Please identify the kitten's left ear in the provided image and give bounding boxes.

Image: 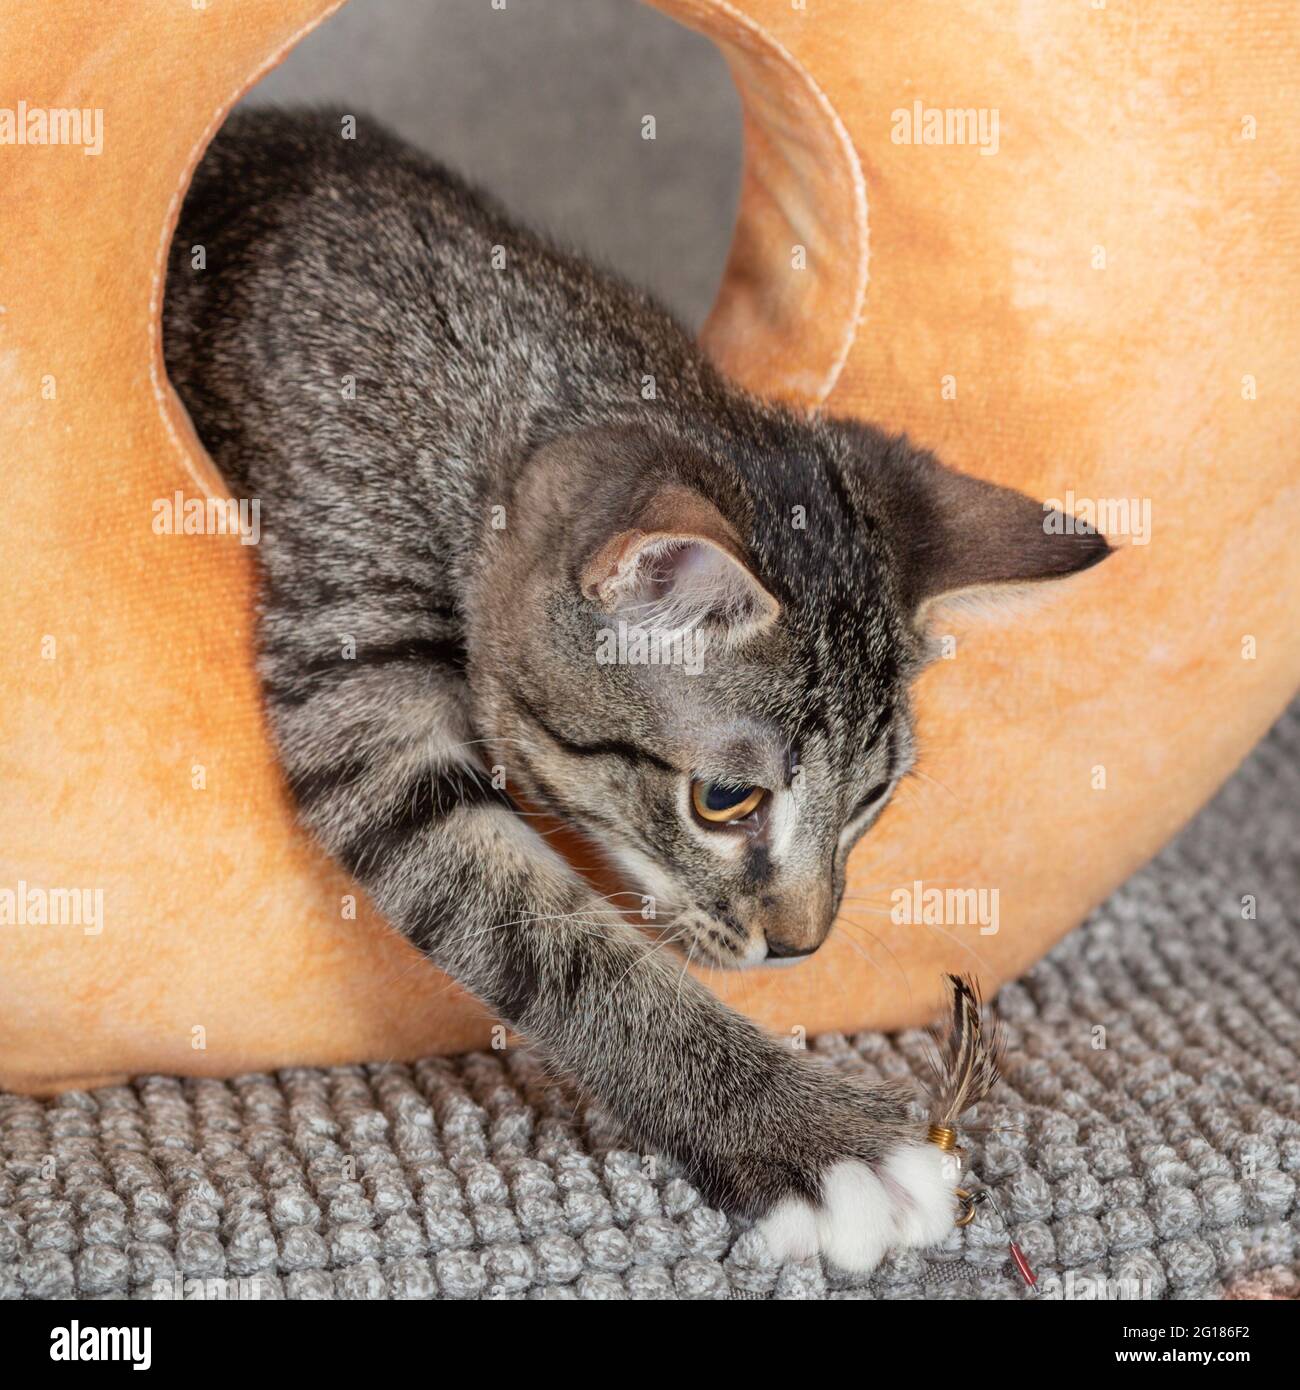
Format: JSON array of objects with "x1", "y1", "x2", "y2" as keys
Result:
[
  {"x1": 579, "y1": 484, "x2": 780, "y2": 643},
  {"x1": 854, "y1": 430, "x2": 1113, "y2": 616}
]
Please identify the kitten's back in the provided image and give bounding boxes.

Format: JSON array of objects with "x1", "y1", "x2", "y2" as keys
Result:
[{"x1": 163, "y1": 108, "x2": 704, "y2": 502}]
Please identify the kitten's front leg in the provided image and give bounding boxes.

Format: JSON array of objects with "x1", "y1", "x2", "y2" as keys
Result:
[
  {"x1": 395, "y1": 802, "x2": 956, "y2": 1272},
  {"x1": 293, "y1": 737, "x2": 956, "y2": 1272}
]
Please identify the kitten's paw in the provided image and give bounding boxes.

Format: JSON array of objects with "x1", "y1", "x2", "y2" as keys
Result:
[{"x1": 756, "y1": 1143, "x2": 957, "y2": 1273}]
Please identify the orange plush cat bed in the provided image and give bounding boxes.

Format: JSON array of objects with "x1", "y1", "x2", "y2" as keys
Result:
[{"x1": 3, "y1": 0, "x2": 1298, "y2": 1093}]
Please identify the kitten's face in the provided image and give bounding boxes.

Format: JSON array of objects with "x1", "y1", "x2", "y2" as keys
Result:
[
  {"x1": 474, "y1": 420, "x2": 1108, "y2": 969},
  {"x1": 496, "y1": 637, "x2": 917, "y2": 968}
]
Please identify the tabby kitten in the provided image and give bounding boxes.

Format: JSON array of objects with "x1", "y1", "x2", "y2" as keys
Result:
[{"x1": 163, "y1": 110, "x2": 1108, "y2": 1271}]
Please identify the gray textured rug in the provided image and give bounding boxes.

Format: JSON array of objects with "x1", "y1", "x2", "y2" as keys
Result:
[{"x1": 2, "y1": 704, "x2": 1297, "y2": 1301}]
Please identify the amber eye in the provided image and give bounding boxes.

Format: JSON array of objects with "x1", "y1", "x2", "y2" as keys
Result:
[{"x1": 691, "y1": 780, "x2": 766, "y2": 824}]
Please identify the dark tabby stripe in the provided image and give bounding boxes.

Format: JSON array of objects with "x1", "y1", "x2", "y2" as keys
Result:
[
  {"x1": 861, "y1": 701, "x2": 894, "y2": 755},
  {"x1": 852, "y1": 780, "x2": 891, "y2": 819},
  {"x1": 287, "y1": 757, "x2": 370, "y2": 808},
  {"x1": 741, "y1": 844, "x2": 774, "y2": 888},
  {"x1": 265, "y1": 635, "x2": 468, "y2": 708},
  {"x1": 850, "y1": 725, "x2": 899, "y2": 819},
  {"x1": 509, "y1": 687, "x2": 676, "y2": 774},
  {"x1": 483, "y1": 933, "x2": 543, "y2": 1024},
  {"x1": 338, "y1": 761, "x2": 510, "y2": 879}
]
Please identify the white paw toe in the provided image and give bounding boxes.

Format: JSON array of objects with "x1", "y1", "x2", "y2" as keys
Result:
[
  {"x1": 755, "y1": 1193, "x2": 819, "y2": 1263},
  {"x1": 879, "y1": 1142, "x2": 959, "y2": 1250},
  {"x1": 757, "y1": 1144, "x2": 959, "y2": 1273},
  {"x1": 816, "y1": 1161, "x2": 895, "y2": 1271}
]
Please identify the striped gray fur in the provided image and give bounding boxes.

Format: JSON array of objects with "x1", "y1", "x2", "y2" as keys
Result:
[{"x1": 162, "y1": 110, "x2": 1108, "y2": 1229}]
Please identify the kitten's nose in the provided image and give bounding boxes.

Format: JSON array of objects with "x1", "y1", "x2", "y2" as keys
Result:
[{"x1": 758, "y1": 881, "x2": 834, "y2": 961}]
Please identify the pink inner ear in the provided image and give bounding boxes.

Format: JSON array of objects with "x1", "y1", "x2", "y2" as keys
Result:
[
  {"x1": 658, "y1": 537, "x2": 746, "y2": 615},
  {"x1": 602, "y1": 532, "x2": 780, "y2": 641},
  {"x1": 595, "y1": 533, "x2": 712, "y2": 619},
  {"x1": 671, "y1": 538, "x2": 722, "y2": 587}
]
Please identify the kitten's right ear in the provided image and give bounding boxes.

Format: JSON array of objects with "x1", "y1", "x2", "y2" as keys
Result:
[{"x1": 854, "y1": 430, "x2": 1112, "y2": 617}]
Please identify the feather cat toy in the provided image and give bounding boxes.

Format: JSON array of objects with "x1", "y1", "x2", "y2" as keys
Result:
[
  {"x1": 924, "y1": 973, "x2": 1003, "y2": 1158},
  {"x1": 923, "y1": 975, "x2": 1034, "y2": 1286}
]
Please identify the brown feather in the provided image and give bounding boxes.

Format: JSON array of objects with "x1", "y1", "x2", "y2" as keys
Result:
[{"x1": 925, "y1": 973, "x2": 1004, "y2": 1129}]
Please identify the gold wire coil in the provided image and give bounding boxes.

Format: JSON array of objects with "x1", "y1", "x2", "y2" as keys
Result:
[{"x1": 927, "y1": 1123, "x2": 958, "y2": 1151}]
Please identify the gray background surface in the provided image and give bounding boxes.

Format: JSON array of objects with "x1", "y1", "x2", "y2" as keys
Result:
[{"x1": 246, "y1": 0, "x2": 743, "y2": 328}]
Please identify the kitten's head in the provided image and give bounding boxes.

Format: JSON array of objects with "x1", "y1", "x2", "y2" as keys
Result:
[{"x1": 473, "y1": 416, "x2": 1109, "y2": 968}]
